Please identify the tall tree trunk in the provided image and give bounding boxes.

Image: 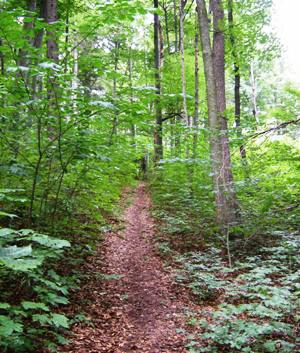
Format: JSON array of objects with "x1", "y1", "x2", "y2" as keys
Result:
[
  {"x1": 45, "y1": 0, "x2": 58, "y2": 124},
  {"x1": 228, "y1": 0, "x2": 246, "y2": 160},
  {"x1": 159, "y1": 20, "x2": 164, "y2": 67},
  {"x1": 162, "y1": 1, "x2": 170, "y2": 53},
  {"x1": 180, "y1": 0, "x2": 188, "y2": 123},
  {"x1": 154, "y1": 0, "x2": 163, "y2": 163},
  {"x1": 196, "y1": 0, "x2": 239, "y2": 228},
  {"x1": 64, "y1": 0, "x2": 71, "y2": 73},
  {"x1": 45, "y1": 0, "x2": 58, "y2": 61},
  {"x1": 128, "y1": 48, "x2": 136, "y2": 148},
  {"x1": 175, "y1": 113, "x2": 181, "y2": 157},
  {"x1": 250, "y1": 62, "x2": 258, "y2": 123},
  {"x1": 193, "y1": 11, "x2": 200, "y2": 159},
  {"x1": 33, "y1": 0, "x2": 46, "y2": 50},
  {"x1": 173, "y1": 0, "x2": 178, "y2": 52},
  {"x1": 211, "y1": 0, "x2": 239, "y2": 226},
  {"x1": 19, "y1": 0, "x2": 37, "y2": 68},
  {"x1": 180, "y1": 0, "x2": 190, "y2": 157},
  {"x1": 32, "y1": 1, "x2": 46, "y2": 96},
  {"x1": 109, "y1": 40, "x2": 119, "y2": 144}
]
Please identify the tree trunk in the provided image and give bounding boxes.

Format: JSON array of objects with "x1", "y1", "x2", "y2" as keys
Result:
[
  {"x1": 228, "y1": 0, "x2": 246, "y2": 160},
  {"x1": 109, "y1": 40, "x2": 119, "y2": 145},
  {"x1": 128, "y1": 48, "x2": 136, "y2": 148},
  {"x1": 211, "y1": 0, "x2": 239, "y2": 226},
  {"x1": 33, "y1": 0, "x2": 46, "y2": 50},
  {"x1": 154, "y1": 0, "x2": 163, "y2": 163},
  {"x1": 180, "y1": 0, "x2": 188, "y2": 124},
  {"x1": 45, "y1": 0, "x2": 58, "y2": 61},
  {"x1": 64, "y1": 0, "x2": 70, "y2": 73},
  {"x1": 196, "y1": 0, "x2": 239, "y2": 228},
  {"x1": 193, "y1": 11, "x2": 200, "y2": 159},
  {"x1": 162, "y1": 1, "x2": 170, "y2": 53},
  {"x1": 159, "y1": 20, "x2": 164, "y2": 67},
  {"x1": 250, "y1": 62, "x2": 258, "y2": 123},
  {"x1": 19, "y1": 0, "x2": 37, "y2": 68},
  {"x1": 173, "y1": 0, "x2": 178, "y2": 52},
  {"x1": 180, "y1": 0, "x2": 190, "y2": 157},
  {"x1": 32, "y1": 1, "x2": 46, "y2": 96}
]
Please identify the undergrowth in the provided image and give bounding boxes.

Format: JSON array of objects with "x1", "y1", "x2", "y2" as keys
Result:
[
  {"x1": 150, "y1": 153, "x2": 300, "y2": 353},
  {"x1": 0, "y1": 222, "x2": 72, "y2": 352},
  {"x1": 0, "y1": 181, "x2": 135, "y2": 352},
  {"x1": 176, "y1": 236, "x2": 299, "y2": 352}
]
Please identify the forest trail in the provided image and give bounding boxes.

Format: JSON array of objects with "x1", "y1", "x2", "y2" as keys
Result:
[{"x1": 63, "y1": 183, "x2": 189, "y2": 353}]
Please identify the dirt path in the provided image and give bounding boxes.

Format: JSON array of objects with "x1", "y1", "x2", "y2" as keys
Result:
[{"x1": 63, "y1": 183, "x2": 189, "y2": 352}]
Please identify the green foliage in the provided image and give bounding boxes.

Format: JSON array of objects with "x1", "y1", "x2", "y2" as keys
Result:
[
  {"x1": 0, "y1": 225, "x2": 71, "y2": 352},
  {"x1": 0, "y1": 1, "x2": 148, "y2": 350},
  {"x1": 175, "y1": 236, "x2": 299, "y2": 352}
]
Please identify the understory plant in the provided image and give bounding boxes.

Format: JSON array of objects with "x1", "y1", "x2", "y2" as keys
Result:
[
  {"x1": 175, "y1": 235, "x2": 299, "y2": 353},
  {"x1": 0, "y1": 220, "x2": 72, "y2": 352}
]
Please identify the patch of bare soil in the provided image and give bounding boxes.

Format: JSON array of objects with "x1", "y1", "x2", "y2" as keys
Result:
[{"x1": 62, "y1": 183, "x2": 191, "y2": 353}]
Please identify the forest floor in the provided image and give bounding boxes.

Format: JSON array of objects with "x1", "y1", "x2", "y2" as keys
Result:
[{"x1": 62, "y1": 183, "x2": 198, "y2": 353}]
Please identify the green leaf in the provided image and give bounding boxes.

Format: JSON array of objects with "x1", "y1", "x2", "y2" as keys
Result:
[
  {"x1": 0, "y1": 228, "x2": 16, "y2": 237},
  {"x1": 21, "y1": 301, "x2": 50, "y2": 311},
  {"x1": 51, "y1": 314, "x2": 69, "y2": 328},
  {"x1": 0, "y1": 303, "x2": 11, "y2": 309},
  {"x1": 263, "y1": 340, "x2": 277, "y2": 352},
  {"x1": 32, "y1": 314, "x2": 52, "y2": 325},
  {"x1": 18, "y1": 229, "x2": 34, "y2": 236},
  {"x1": 29, "y1": 234, "x2": 71, "y2": 249},
  {"x1": 53, "y1": 332, "x2": 70, "y2": 345},
  {"x1": 0, "y1": 315, "x2": 23, "y2": 336},
  {"x1": 0, "y1": 211, "x2": 18, "y2": 218},
  {"x1": 0, "y1": 245, "x2": 32, "y2": 258},
  {"x1": 1, "y1": 258, "x2": 43, "y2": 271},
  {"x1": 46, "y1": 292, "x2": 69, "y2": 305}
]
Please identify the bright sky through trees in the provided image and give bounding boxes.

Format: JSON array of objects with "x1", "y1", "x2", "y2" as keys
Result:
[{"x1": 272, "y1": 0, "x2": 300, "y2": 85}]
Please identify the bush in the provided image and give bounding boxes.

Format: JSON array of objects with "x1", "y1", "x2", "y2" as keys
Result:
[{"x1": 0, "y1": 224, "x2": 72, "y2": 352}]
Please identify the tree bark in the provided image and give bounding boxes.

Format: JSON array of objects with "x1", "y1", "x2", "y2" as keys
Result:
[
  {"x1": 64, "y1": 0, "x2": 71, "y2": 73},
  {"x1": 162, "y1": 1, "x2": 170, "y2": 53},
  {"x1": 32, "y1": 0, "x2": 46, "y2": 96},
  {"x1": 45, "y1": 0, "x2": 58, "y2": 61},
  {"x1": 128, "y1": 47, "x2": 136, "y2": 147},
  {"x1": 109, "y1": 40, "x2": 120, "y2": 145},
  {"x1": 173, "y1": 0, "x2": 178, "y2": 52},
  {"x1": 33, "y1": 0, "x2": 46, "y2": 50},
  {"x1": 211, "y1": 0, "x2": 239, "y2": 226},
  {"x1": 250, "y1": 62, "x2": 258, "y2": 123},
  {"x1": 154, "y1": 0, "x2": 163, "y2": 163},
  {"x1": 159, "y1": 19, "x2": 164, "y2": 67},
  {"x1": 19, "y1": 0, "x2": 37, "y2": 68},
  {"x1": 45, "y1": 0, "x2": 59, "y2": 142},
  {"x1": 228, "y1": 0, "x2": 246, "y2": 160},
  {"x1": 180, "y1": 0, "x2": 188, "y2": 124},
  {"x1": 193, "y1": 11, "x2": 200, "y2": 159},
  {"x1": 196, "y1": 0, "x2": 239, "y2": 228}
]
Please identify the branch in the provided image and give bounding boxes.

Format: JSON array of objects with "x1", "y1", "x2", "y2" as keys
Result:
[
  {"x1": 183, "y1": 0, "x2": 195, "y2": 20},
  {"x1": 248, "y1": 117, "x2": 300, "y2": 140},
  {"x1": 162, "y1": 112, "x2": 184, "y2": 122}
]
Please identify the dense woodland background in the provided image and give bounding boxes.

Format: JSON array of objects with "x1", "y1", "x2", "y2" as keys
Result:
[{"x1": 0, "y1": 0, "x2": 299, "y2": 352}]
